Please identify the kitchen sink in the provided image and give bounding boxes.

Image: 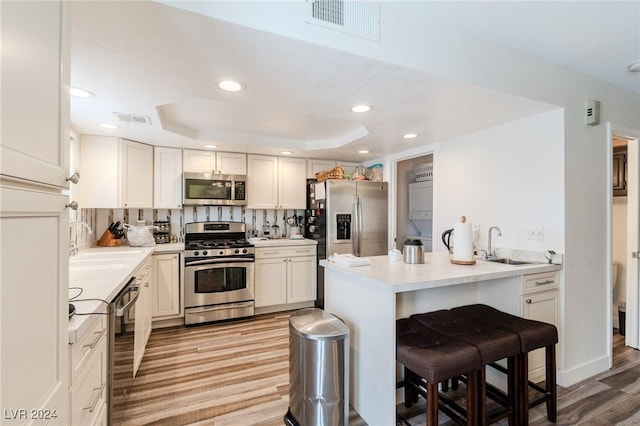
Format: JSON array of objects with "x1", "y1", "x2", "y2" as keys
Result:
[{"x1": 484, "y1": 258, "x2": 536, "y2": 265}]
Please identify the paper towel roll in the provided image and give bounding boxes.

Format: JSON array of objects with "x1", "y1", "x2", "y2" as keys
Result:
[{"x1": 453, "y1": 221, "x2": 473, "y2": 262}]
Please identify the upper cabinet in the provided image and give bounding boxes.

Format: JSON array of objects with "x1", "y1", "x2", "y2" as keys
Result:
[
  {"x1": 154, "y1": 147, "x2": 182, "y2": 209},
  {"x1": 307, "y1": 159, "x2": 336, "y2": 179},
  {"x1": 76, "y1": 136, "x2": 153, "y2": 209},
  {"x1": 247, "y1": 155, "x2": 306, "y2": 209},
  {"x1": 1, "y1": 0, "x2": 70, "y2": 188},
  {"x1": 183, "y1": 149, "x2": 246, "y2": 175},
  {"x1": 613, "y1": 145, "x2": 627, "y2": 197}
]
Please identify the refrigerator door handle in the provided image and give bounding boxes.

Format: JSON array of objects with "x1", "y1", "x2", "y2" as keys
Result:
[{"x1": 354, "y1": 194, "x2": 363, "y2": 256}]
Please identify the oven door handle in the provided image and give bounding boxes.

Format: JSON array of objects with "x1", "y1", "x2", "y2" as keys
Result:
[
  {"x1": 114, "y1": 284, "x2": 140, "y2": 317},
  {"x1": 187, "y1": 301, "x2": 254, "y2": 314},
  {"x1": 185, "y1": 257, "x2": 254, "y2": 266}
]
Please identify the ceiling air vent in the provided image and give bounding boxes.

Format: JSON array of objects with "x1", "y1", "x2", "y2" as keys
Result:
[
  {"x1": 113, "y1": 112, "x2": 153, "y2": 126},
  {"x1": 305, "y1": 0, "x2": 380, "y2": 41}
]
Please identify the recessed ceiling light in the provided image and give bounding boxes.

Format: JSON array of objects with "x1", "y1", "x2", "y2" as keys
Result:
[
  {"x1": 70, "y1": 87, "x2": 94, "y2": 98},
  {"x1": 204, "y1": 144, "x2": 217, "y2": 149},
  {"x1": 402, "y1": 133, "x2": 418, "y2": 139},
  {"x1": 98, "y1": 123, "x2": 120, "y2": 129},
  {"x1": 628, "y1": 60, "x2": 640, "y2": 72},
  {"x1": 281, "y1": 151, "x2": 293, "y2": 155},
  {"x1": 351, "y1": 104, "x2": 372, "y2": 113},
  {"x1": 358, "y1": 150, "x2": 370, "y2": 154},
  {"x1": 216, "y1": 79, "x2": 246, "y2": 92}
]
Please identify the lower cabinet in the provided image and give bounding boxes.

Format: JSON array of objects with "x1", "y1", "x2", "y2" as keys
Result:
[
  {"x1": 255, "y1": 244, "x2": 317, "y2": 312},
  {"x1": 133, "y1": 258, "x2": 152, "y2": 376},
  {"x1": 151, "y1": 252, "x2": 182, "y2": 319},
  {"x1": 69, "y1": 315, "x2": 108, "y2": 426},
  {"x1": 521, "y1": 272, "x2": 559, "y2": 382}
]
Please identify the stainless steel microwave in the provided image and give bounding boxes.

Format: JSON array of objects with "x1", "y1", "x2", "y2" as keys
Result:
[{"x1": 183, "y1": 172, "x2": 247, "y2": 206}]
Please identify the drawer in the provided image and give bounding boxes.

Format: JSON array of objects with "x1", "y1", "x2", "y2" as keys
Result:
[
  {"x1": 523, "y1": 272, "x2": 558, "y2": 294},
  {"x1": 70, "y1": 315, "x2": 107, "y2": 383},
  {"x1": 256, "y1": 246, "x2": 316, "y2": 259},
  {"x1": 71, "y1": 334, "x2": 107, "y2": 426}
]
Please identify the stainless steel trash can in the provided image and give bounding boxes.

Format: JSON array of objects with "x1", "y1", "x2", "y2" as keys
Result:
[{"x1": 285, "y1": 308, "x2": 350, "y2": 426}]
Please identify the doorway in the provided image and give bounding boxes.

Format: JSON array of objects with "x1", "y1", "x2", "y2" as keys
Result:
[{"x1": 608, "y1": 123, "x2": 640, "y2": 358}]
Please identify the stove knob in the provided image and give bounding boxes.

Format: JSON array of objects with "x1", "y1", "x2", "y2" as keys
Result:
[
  {"x1": 219, "y1": 250, "x2": 224, "y2": 256},
  {"x1": 202, "y1": 250, "x2": 208, "y2": 256},
  {"x1": 242, "y1": 248, "x2": 248, "y2": 254},
  {"x1": 194, "y1": 251, "x2": 200, "y2": 256},
  {"x1": 234, "y1": 249, "x2": 240, "y2": 254}
]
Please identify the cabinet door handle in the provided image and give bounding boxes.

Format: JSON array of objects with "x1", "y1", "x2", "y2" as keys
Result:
[
  {"x1": 83, "y1": 328, "x2": 106, "y2": 350},
  {"x1": 66, "y1": 170, "x2": 80, "y2": 184},
  {"x1": 526, "y1": 299, "x2": 532, "y2": 304},
  {"x1": 535, "y1": 280, "x2": 555, "y2": 285},
  {"x1": 84, "y1": 383, "x2": 106, "y2": 413}
]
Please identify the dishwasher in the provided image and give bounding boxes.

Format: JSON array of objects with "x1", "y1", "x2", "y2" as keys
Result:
[{"x1": 108, "y1": 277, "x2": 139, "y2": 424}]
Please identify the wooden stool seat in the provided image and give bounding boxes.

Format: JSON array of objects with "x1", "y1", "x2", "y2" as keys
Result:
[
  {"x1": 397, "y1": 317, "x2": 482, "y2": 426},
  {"x1": 452, "y1": 304, "x2": 558, "y2": 424}
]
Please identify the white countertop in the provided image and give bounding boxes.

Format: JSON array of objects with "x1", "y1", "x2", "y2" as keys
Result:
[
  {"x1": 250, "y1": 238, "x2": 317, "y2": 247},
  {"x1": 67, "y1": 245, "x2": 157, "y2": 343},
  {"x1": 320, "y1": 251, "x2": 561, "y2": 294}
]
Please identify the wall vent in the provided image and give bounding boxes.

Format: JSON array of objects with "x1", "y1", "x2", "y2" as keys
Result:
[
  {"x1": 305, "y1": 0, "x2": 380, "y2": 41},
  {"x1": 113, "y1": 112, "x2": 153, "y2": 126}
]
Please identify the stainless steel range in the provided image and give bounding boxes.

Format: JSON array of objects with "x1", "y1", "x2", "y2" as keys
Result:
[{"x1": 184, "y1": 221, "x2": 255, "y2": 325}]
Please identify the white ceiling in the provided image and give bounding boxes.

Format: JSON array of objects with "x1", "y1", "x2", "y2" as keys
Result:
[{"x1": 70, "y1": 1, "x2": 640, "y2": 162}]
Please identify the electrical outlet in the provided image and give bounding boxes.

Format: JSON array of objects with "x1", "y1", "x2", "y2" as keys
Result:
[{"x1": 527, "y1": 226, "x2": 544, "y2": 240}]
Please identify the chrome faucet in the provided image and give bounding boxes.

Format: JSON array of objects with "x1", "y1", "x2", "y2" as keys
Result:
[
  {"x1": 486, "y1": 226, "x2": 502, "y2": 259},
  {"x1": 69, "y1": 220, "x2": 93, "y2": 235},
  {"x1": 69, "y1": 220, "x2": 93, "y2": 257}
]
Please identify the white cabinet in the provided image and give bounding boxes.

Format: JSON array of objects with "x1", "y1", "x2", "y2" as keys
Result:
[
  {"x1": 0, "y1": 1, "x2": 71, "y2": 420},
  {"x1": 0, "y1": 187, "x2": 71, "y2": 423},
  {"x1": 307, "y1": 159, "x2": 336, "y2": 179},
  {"x1": 69, "y1": 315, "x2": 107, "y2": 426},
  {"x1": 76, "y1": 136, "x2": 153, "y2": 209},
  {"x1": 183, "y1": 149, "x2": 246, "y2": 175},
  {"x1": 152, "y1": 252, "x2": 182, "y2": 319},
  {"x1": 1, "y1": 1, "x2": 70, "y2": 189},
  {"x1": 133, "y1": 259, "x2": 152, "y2": 376},
  {"x1": 247, "y1": 155, "x2": 306, "y2": 209},
  {"x1": 335, "y1": 160, "x2": 362, "y2": 176},
  {"x1": 255, "y1": 245, "x2": 317, "y2": 311},
  {"x1": 154, "y1": 147, "x2": 182, "y2": 209},
  {"x1": 522, "y1": 272, "x2": 559, "y2": 382}
]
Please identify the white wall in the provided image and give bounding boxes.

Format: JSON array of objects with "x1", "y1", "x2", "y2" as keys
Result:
[{"x1": 434, "y1": 110, "x2": 564, "y2": 254}]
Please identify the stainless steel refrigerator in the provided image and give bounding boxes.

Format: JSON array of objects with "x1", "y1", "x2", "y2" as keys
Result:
[{"x1": 305, "y1": 179, "x2": 388, "y2": 307}]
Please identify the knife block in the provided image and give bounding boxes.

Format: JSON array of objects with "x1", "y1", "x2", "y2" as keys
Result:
[{"x1": 97, "y1": 229, "x2": 122, "y2": 247}]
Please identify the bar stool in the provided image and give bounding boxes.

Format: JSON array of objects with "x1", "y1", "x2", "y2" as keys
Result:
[
  {"x1": 396, "y1": 317, "x2": 483, "y2": 426},
  {"x1": 411, "y1": 310, "x2": 522, "y2": 425},
  {"x1": 451, "y1": 304, "x2": 558, "y2": 424}
]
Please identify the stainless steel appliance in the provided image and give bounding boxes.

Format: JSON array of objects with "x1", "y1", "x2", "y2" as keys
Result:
[
  {"x1": 184, "y1": 221, "x2": 255, "y2": 325},
  {"x1": 305, "y1": 179, "x2": 388, "y2": 307},
  {"x1": 183, "y1": 172, "x2": 247, "y2": 206},
  {"x1": 108, "y1": 277, "x2": 140, "y2": 424}
]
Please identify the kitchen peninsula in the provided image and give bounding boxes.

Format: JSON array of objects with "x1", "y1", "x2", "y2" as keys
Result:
[{"x1": 321, "y1": 251, "x2": 562, "y2": 425}]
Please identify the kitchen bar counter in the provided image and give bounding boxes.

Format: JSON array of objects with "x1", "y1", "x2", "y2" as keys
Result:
[{"x1": 320, "y1": 251, "x2": 561, "y2": 425}]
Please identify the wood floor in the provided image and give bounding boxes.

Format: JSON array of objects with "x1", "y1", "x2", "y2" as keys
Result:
[{"x1": 119, "y1": 312, "x2": 640, "y2": 425}]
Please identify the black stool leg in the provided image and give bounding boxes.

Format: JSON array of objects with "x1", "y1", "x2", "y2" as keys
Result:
[
  {"x1": 426, "y1": 381, "x2": 439, "y2": 426},
  {"x1": 546, "y1": 345, "x2": 557, "y2": 422}
]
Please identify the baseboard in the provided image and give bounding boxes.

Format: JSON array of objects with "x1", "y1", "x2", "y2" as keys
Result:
[{"x1": 556, "y1": 354, "x2": 611, "y2": 387}]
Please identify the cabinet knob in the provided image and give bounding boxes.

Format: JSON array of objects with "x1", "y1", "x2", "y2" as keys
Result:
[
  {"x1": 66, "y1": 170, "x2": 80, "y2": 184},
  {"x1": 526, "y1": 299, "x2": 532, "y2": 304},
  {"x1": 66, "y1": 201, "x2": 78, "y2": 210}
]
